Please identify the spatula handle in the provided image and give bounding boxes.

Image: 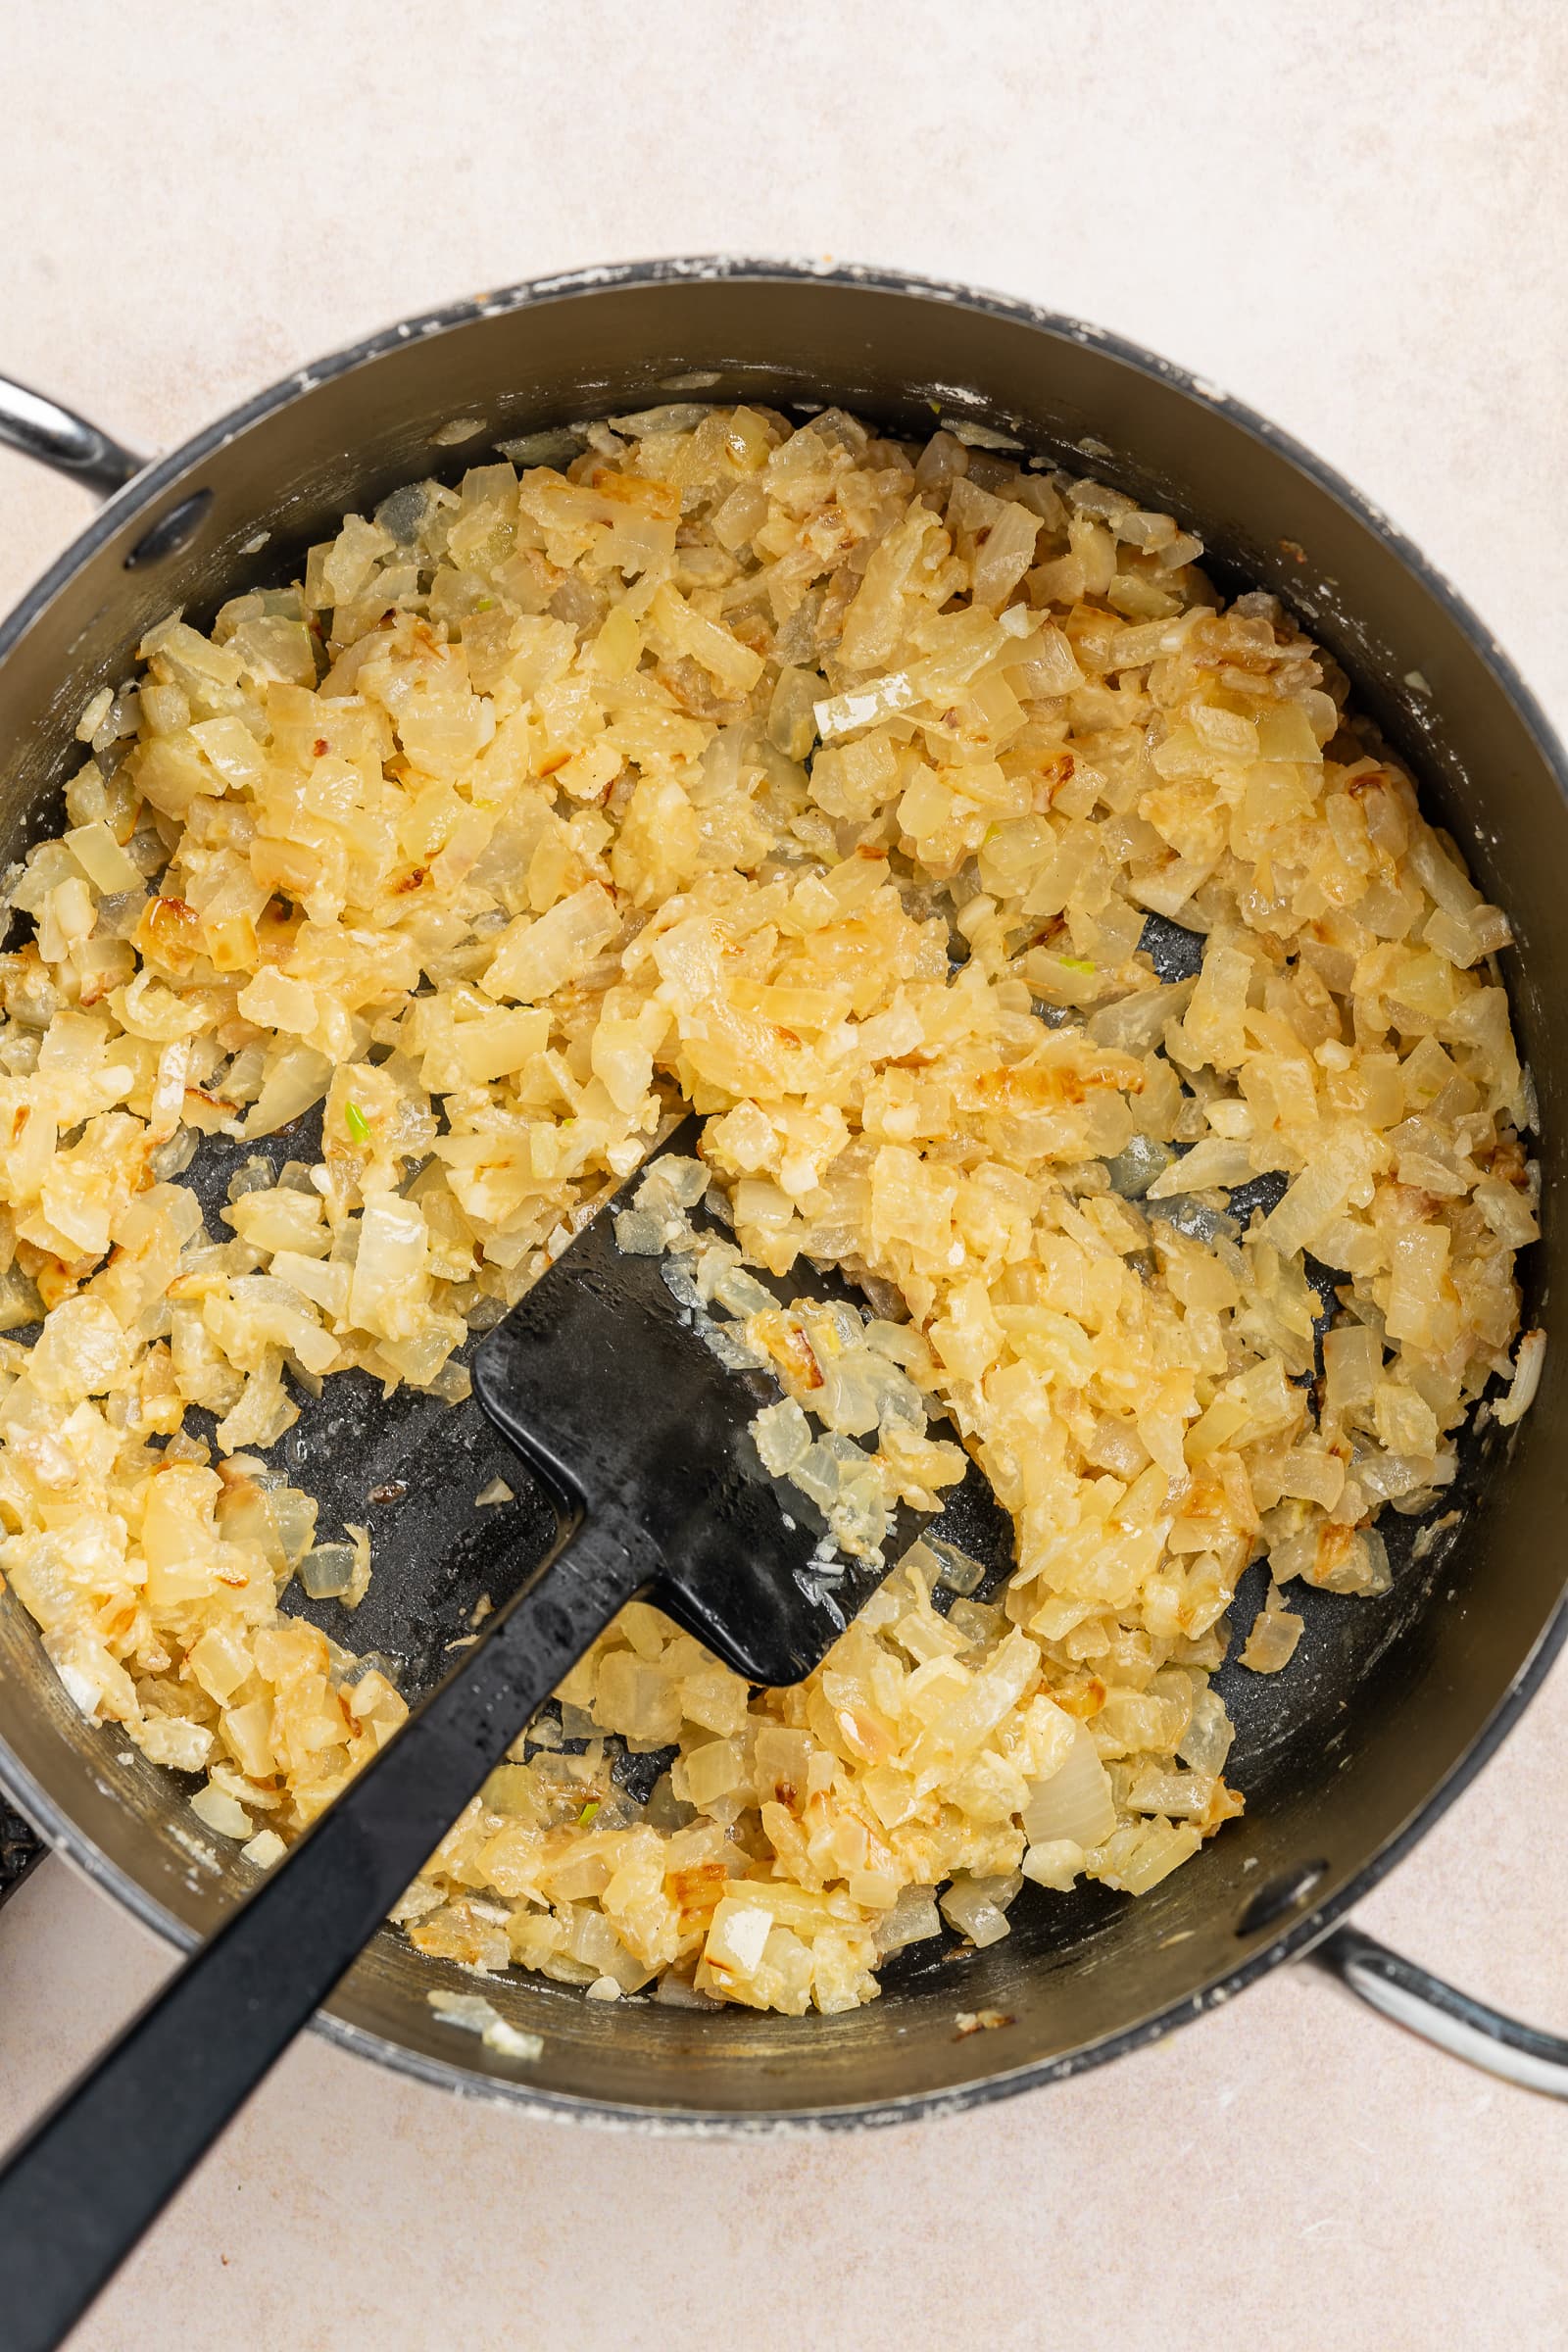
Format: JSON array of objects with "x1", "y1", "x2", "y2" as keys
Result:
[{"x1": 0, "y1": 1514, "x2": 645, "y2": 2352}]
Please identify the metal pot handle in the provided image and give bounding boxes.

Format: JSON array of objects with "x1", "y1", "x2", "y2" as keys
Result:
[
  {"x1": 1307, "y1": 1924, "x2": 1568, "y2": 2096},
  {"x1": 0, "y1": 374, "x2": 145, "y2": 498}
]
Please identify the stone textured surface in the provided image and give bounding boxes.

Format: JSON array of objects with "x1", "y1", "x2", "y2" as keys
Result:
[{"x1": 2, "y1": 3, "x2": 1567, "y2": 2344}]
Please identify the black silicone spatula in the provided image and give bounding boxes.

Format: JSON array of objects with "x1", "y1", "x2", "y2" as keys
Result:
[{"x1": 0, "y1": 1116, "x2": 1007, "y2": 2352}]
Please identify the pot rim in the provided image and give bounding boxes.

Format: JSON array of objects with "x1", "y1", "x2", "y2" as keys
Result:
[{"x1": 3, "y1": 253, "x2": 1566, "y2": 2132}]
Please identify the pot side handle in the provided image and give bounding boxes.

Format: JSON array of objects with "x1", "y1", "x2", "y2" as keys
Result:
[
  {"x1": 1308, "y1": 1923, "x2": 1568, "y2": 2098},
  {"x1": 0, "y1": 374, "x2": 146, "y2": 498}
]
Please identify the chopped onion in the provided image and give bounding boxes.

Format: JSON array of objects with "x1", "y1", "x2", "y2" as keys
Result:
[
  {"x1": 299, "y1": 1543, "x2": 357, "y2": 1600},
  {"x1": 1494, "y1": 1328, "x2": 1545, "y2": 1426},
  {"x1": 1022, "y1": 1838, "x2": 1085, "y2": 1891},
  {"x1": 1240, "y1": 1587, "x2": 1305, "y2": 1674},
  {"x1": 427, "y1": 1989, "x2": 543, "y2": 2060},
  {"x1": 938, "y1": 1871, "x2": 1022, "y2": 1947},
  {"x1": 1021, "y1": 1726, "x2": 1117, "y2": 1850},
  {"x1": 0, "y1": 395, "x2": 1529, "y2": 2026}
]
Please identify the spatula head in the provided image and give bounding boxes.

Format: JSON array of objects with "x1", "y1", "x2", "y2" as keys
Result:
[{"x1": 471, "y1": 1121, "x2": 1012, "y2": 1687}]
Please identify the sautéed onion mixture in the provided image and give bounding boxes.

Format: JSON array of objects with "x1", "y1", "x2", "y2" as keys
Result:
[{"x1": 0, "y1": 402, "x2": 1542, "y2": 2013}]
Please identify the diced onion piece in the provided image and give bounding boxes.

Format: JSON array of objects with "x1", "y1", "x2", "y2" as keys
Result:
[
  {"x1": 1022, "y1": 1838, "x2": 1085, "y2": 1891},
  {"x1": 1240, "y1": 1586, "x2": 1305, "y2": 1674},
  {"x1": 190, "y1": 1781, "x2": 253, "y2": 1839},
  {"x1": 873, "y1": 1885, "x2": 944, "y2": 1954},
  {"x1": 1494, "y1": 1329, "x2": 1545, "y2": 1426},
  {"x1": 427, "y1": 1989, "x2": 544, "y2": 2060},
  {"x1": 482, "y1": 883, "x2": 618, "y2": 1004},
  {"x1": 1021, "y1": 1725, "x2": 1117, "y2": 1850},
  {"x1": 938, "y1": 1871, "x2": 1022, "y2": 1947},
  {"x1": 299, "y1": 1544, "x2": 357, "y2": 1599}
]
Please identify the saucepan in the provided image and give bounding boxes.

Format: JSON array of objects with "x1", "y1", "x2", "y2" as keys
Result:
[{"x1": 1, "y1": 258, "x2": 1565, "y2": 2125}]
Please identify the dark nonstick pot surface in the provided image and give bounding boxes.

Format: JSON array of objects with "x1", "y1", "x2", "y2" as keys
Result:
[{"x1": 0, "y1": 261, "x2": 1564, "y2": 2128}]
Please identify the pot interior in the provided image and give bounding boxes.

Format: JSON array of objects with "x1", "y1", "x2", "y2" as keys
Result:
[{"x1": 1, "y1": 266, "x2": 1563, "y2": 2122}]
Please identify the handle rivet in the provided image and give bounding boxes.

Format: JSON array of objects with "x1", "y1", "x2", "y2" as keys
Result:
[
  {"x1": 125, "y1": 489, "x2": 214, "y2": 568},
  {"x1": 1236, "y1": 1859, "x2": 1328, "y2": 1936}
]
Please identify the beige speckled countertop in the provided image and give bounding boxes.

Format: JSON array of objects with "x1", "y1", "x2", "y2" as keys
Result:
[{"x1": 2, "y1": 5, "x2": 1567, "y2": 2344}]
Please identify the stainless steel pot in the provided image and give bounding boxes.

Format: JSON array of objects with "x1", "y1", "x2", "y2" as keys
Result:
[{"x1": 2, "y1": 258, "x2": 1565, "y2": 2125}]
